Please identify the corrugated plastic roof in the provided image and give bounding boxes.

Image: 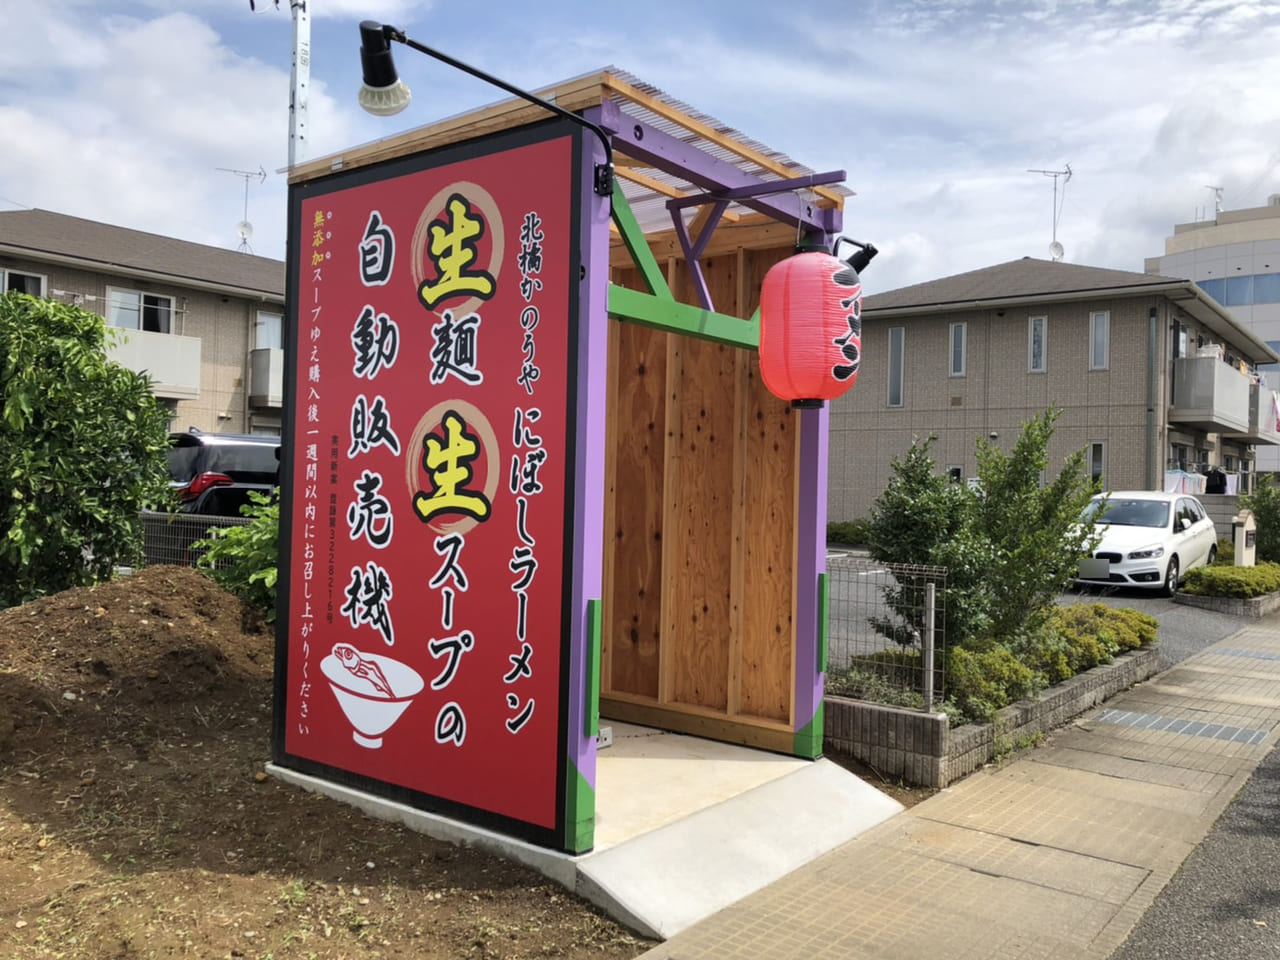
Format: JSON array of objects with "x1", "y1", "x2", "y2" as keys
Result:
[{"x1": 598, "y1": 67, "x2": 852, "y2": 234}]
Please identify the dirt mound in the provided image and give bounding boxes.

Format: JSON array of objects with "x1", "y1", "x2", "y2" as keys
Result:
[{"x1": 0, "y1": 567, "x2": 647, "y2": 959}]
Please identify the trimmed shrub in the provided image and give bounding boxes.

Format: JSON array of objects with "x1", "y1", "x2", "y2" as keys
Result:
[
  {"x1": 827, "y1": 519, "x2": 870, "y2": 546},
  {"x1": 1213, "y1": 536, "x2": 1234, "y2": 565},
  {"x1": 944, "y1": 645, "x2": 1039, "y2": 724},
  {"x1": 1184, "y1": 562, "x2": 1280, "y2": 599}
]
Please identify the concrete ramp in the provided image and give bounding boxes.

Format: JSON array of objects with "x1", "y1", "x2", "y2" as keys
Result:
[
  {"x1": 268, "y1": 724, "x2": 903, "y2": 940},
  {"x1": 577, "y1": 755, "x2": 904, "y2": 938}
]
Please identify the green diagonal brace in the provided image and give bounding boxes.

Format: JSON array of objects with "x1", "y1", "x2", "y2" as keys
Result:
[
  {"x1": 611, "y1": 181, "x2": 673, "y2": 300},
  {"x1": 608, "y1": 285, "x2": 760, "y2": 349}
]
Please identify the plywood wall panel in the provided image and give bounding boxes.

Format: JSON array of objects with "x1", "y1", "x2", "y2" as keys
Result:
[
  {"x1": 603, "y1": 266, "x2": 666, "y2": 699},
  {"x1": 737, "y1": 351, "x2": 795, "y2": 722}
]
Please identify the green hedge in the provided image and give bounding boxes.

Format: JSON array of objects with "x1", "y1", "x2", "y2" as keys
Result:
[
  {"x1": 945, "y1": 604, "x2": 1156, "y2": 723},
  {"x1": 1184, "y1": 562, "x2": 1280, "y2": 598},
  {"x1": 827, "y1": 519, "x2": 870, "y2": 546}
]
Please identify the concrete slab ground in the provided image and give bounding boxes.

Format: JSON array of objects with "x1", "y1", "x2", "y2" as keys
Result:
[
  {"x1": 644, "y1": 620, "x2": 1280, "y2": 960},
  {"x1": 268, "y1": 720, "x2": 905, "y2": 939}
]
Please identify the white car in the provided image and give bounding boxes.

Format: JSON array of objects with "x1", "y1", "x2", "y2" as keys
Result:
[{"x1": 1076, "y1": 491, "x2": 1218, "y2": 596}]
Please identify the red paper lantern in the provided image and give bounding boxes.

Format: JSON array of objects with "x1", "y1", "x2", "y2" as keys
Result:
[{"x1": 758, "y1": 251, "x2": 863, "y2": 407}]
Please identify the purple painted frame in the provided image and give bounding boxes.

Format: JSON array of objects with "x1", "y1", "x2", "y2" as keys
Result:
[{"x1": 583, "y1": 101, "x2": 840, "y2": 760}]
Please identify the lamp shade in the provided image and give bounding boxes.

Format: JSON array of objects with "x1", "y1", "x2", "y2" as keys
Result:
[{"x1": 758, "y1": 251, "x2": 863, "y2": 406}]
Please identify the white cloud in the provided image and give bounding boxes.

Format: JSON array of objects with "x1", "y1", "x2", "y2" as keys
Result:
[
  {"x1": 0, "y1": 7, "x2": 365, "y2": 258},
  {"x1": 2, "y1": 0, "x2": 1279, "y2": 297}
]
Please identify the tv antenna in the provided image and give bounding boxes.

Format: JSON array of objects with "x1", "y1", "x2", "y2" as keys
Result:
[
  {"x1": 217, "y1": 165, "x2": 267, "y2": 253},
  {"x1": 1028, "y1": 164, "x2": 1072, "y2": 260}
]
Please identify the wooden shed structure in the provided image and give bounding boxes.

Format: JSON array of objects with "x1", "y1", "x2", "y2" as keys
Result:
[{"x1": 277, "y1": 65, "x2": 850, "y2": 853}]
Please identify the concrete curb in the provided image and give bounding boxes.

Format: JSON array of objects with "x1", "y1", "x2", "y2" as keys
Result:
[{"x1": 823, "y1": 646, "x2": 1161, "y2": 787}]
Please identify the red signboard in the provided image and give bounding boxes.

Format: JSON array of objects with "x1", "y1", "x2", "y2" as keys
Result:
[{"x1": 276, "y1": 124, "x2": 580, "y2": 841}]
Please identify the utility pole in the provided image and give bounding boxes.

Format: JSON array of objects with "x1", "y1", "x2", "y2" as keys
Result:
[
  {"x1": 250, "y1": 0, "x2": 310, "y2": 168},
  {"x1": 289, "y1": 1, "x2": 310, "y2": 169}
]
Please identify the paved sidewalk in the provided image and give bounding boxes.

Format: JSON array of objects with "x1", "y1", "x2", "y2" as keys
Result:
[{"x1": 643, "y1": 618, "x2": 1280, "y2": 960}]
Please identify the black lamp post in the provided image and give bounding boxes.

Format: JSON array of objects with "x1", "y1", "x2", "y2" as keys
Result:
[{"x1": 357, "y1": 22, "x2": 615, "y2": 196}]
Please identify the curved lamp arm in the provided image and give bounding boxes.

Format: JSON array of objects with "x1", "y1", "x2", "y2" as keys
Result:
[{"x1": 358, "y1": 21, "x2": 615, "y2": 197}]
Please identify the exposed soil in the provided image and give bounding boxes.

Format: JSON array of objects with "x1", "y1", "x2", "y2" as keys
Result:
[
  {"x1": 0, "y1": 566, "x2": 925, "y2": 959},
  {"x1": 0, "y1": 567, "x2": 649, "y2": 959}
]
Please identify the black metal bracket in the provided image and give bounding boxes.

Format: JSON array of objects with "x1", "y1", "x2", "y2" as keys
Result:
[{"x1": 380, "y1": 24, "x2": 614, "y2": 196}]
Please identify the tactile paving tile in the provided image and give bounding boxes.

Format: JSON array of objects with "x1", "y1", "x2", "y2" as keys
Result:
[{"x1": 1094, "y1": 708, "x2": 1268, "y2": 744}]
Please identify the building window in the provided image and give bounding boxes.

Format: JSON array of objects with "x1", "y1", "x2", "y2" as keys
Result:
[
  {"x1": 1255, "y1": 273, "x2": 1280, "y2": 304},
  {"x1": 947, "y1": 465, "x2": 963, "y2": 484},
  {"x1": 1226, "y1": 275, "x2": 1253, "y2": 307},
  {"x1": 1028, "y1": 315, "x2": 1047, "y2": 373},
  {"x1": 1170, "y1": 443, "x2": 1189, "y2": 472},
  {"x1": 888, "y1": 326, "x2": 905, "y2": 407},
  {"x1": 1089, "y1": 311, "x2": 1109, "y2": 371},
  {"x1": 949, "y1": 321, "x2": 966, "y2": 377},
  {"x1": 1088, "y1": 442, "x2": 1106, "y2": 485},
  {"x1": 2, "y1": 269, "x2": 45, "y2": 296},
  {"x1": 1197, "y1": 278, "x2": 1227, "y2": 303},
  {"x1": 256, "y1": 310, "x2": 282, "y2": 350},
  {"x1": 106, "y1": 287, "x2": 172, "y2": 334}
]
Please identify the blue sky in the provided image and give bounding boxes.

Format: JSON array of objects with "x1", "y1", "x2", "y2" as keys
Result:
[{"x1": 2, "y1": 0, "x2": 1279, "y2": 293}]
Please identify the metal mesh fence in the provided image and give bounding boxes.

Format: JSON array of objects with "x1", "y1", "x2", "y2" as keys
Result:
[
  {"x1": 138, "y1": 510, "x2": 252, "y2": 568},
  {"x1": 826, "y1": 554, "x2": 948, "y2": 711}
]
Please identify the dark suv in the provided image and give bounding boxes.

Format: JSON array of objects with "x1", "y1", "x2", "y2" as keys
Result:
[{"x1": 166, "y1": 430, "x2": 280, "y2": 515}]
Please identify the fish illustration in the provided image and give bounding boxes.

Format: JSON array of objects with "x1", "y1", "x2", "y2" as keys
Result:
[{"x1": 332, "y1": 643, "x2": 394, "y2": 698}]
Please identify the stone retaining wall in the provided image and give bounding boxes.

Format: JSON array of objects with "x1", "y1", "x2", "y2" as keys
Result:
[
  {"x1": 823, "y1": 646, "x2": 1160, "y2": 788},
  {"x1": 1174, "y1": 590, "x2": 1280, "y2": 618}
]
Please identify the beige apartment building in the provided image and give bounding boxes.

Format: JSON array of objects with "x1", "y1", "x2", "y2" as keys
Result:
[
  {"x1": 0, "y1": 208, "x2": 286, "y2": 434},
  {"x1": 828, "y1": 257, "x2": 1280, "y2": 522}
]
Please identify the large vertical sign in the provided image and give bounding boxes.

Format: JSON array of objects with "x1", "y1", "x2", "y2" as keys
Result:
[{"x1": 275, "y1": 122, "x2": 582, "y2": 848}]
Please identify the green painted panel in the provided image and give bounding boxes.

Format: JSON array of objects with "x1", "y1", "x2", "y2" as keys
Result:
[
  {"x1": 818, "y1": 572, "x2": 829, "y2": 674},
  {"x1": 608, "y1": 284, "x2": 760, "y2": 349},
  {"x1": 586, "y1": 598, "x2": 601, "y2": 738},
  {"x1": 563, "y1": 760, "x2": 596, "y2": 854},
  {"x1": 792, "y1": 702, "x2": 824, "y2": 759}
]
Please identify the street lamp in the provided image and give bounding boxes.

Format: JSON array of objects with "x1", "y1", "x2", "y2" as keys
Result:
[{"x1": 356, "y1": 22, "x2": 614, "y2": 196}]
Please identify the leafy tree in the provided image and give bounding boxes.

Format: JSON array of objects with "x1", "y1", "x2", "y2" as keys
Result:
[
  {"x1": 0, "y1": 293, "x2": 172, "y2": 607},
  {"x1": 195, "y1": 490, "x2": 280, "y2": 621},
  {"x1": 865, "y1": 437, "x2": 994, "y2": 648},
  {"x1": 971, "y1": 408, "x2": 1101, "y2": 639},
  {"x1": 864, "y1": 410, "x2": 1099, "y2": 650},
  {"x1": 1241, "y1": 475, "x2": 1280, "y2": 564}
]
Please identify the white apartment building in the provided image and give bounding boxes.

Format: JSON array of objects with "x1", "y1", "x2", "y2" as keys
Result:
[{"x1": 1146, "y1": 196, "x2": 1280, "y2": 473}]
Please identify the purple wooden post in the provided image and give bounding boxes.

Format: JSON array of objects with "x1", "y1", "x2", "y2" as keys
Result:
[
  {"x1": 563, "y1": 122, "x2": 613, "y2": 851},
  {"x1": 794, "y1": 403, "x2": 829, "y2": 746}
]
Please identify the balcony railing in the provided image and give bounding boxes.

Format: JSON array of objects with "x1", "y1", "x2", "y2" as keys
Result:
[
  {"x1": 250, "y1": 347, "x2": 284, "y2": 408},
  {"x1": 107, "y1": 329, "x2": 201, "y2": 400},
  {"x1": 1223, "y1": 381, "x2": 1280, "y2": 445},
  {"x1": 1169, "y1": 356, "x2": 1251, "y2": 434}
]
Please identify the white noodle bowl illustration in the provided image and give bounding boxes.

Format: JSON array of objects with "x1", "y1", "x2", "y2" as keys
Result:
[{"x1": 321, "y1": 643, "x2": 424, "y2": 748}]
